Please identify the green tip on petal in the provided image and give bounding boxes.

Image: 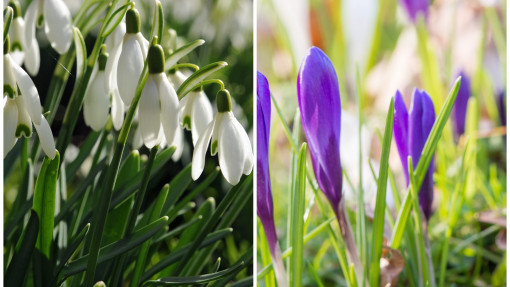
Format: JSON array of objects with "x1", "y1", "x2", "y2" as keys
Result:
[
  {"x1": 126, "y1": 8, "x2": 141, "y2": 34},
  {"x1": 4, "y1": 85, "x2": 16, "y2": 99},
  {"x1": 216, "y1": 89, "x2": 232, "y2": 112},
  {"x1": 8, "y1": 0, "x2": 21, "y2": 18},
  {"x1": 37, "y1": 15, "x2": 44, "y2": 27},
  {"x1": 98, "y1": 52, "x2": 108, "y2": 71},
  {"x1": 15, "y1": 124, "x2": 32, "y2": 138},
  {"x1": 183, "y1": 115, "x2": 191, "y2": 130},
  {"x1": 4, "y1": 35, "x2": 10, "y2": 54},
  {"x1": 11, "y1": 41, "x2": 22, "y2": 51},
  {"x1": 148, "y1": 44, "x2": 165, "y2": 74},
  {"x1": 211, "y1": 140, "x2": 218, "y2": 155}
]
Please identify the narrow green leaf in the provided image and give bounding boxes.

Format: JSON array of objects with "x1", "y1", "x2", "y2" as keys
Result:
[
  {"x1": 391, "y1": 77, "x2": 461, "y2": 249},
  {"x1": 5, "y1": 210, "x2": 39, "y2": 287},
  {"x1": 165, "y1": 39, "x2": 205, "y2": 70},
  {"x1": 307, "y1": 261, "x2": 325, "y2": 287},
  {"x1": 290, "y1": 143, "x2": 307, "y2": 287},
  {"x1": 55, "y1": 223, "x2": 90, "y2": 277},
  {"x1": 144, "y1": 261, "x2": 247, "y2": 286},
  {"x1": 176, "y1": 61, "x2": 228, "y2": 100},
  {"x1": 370, "y1": 97, "x2": 394, "y2": 287},
  {"x1": 73, "y1": 27, "x2": 87, "y2": 82},
  {"x1": 208, "y1": 248, "x2": 253, "y2": 287},
  {"x1": 161, "y1": 164, "x2": 192, "y2": 215},
  {"x1": 101, "y1": 2, "x2": 132, "y2": 38}
]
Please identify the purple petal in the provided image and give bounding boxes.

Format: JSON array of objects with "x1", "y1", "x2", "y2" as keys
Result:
[
  {"x1": 393, "y1": 90, "x2": 410, "y2": 184},
  {"x1": 297, "y1": 46, "x2": 342, "y2": 211},
  {"x1": 497, "y1": 89, "x2": 506, "y2": 127},
  {"x1": 256, "y1": 71, "x2": 278, "y2": 252},
  {"x1": 400, "y1": 0, "x2": 429, "y2": 22},
  {"x1": 451, "y1": 72, "x2": 471, "y2": 139}
]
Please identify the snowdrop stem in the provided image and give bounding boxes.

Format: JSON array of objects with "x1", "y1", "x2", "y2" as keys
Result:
[
  {"x1": 168, "y1": 63, "x2": 200, "y2": 73},
  {"x1": 4, "y1": 6, "x2": 13, "y2": 41},
  {"x1": 4, "y1": 35, "x2": 10, "y2": 54},
  {"x1": 7, "y1": 0, "x2": 20, "y2": 18},
  {"x1": 196, "y1": 79, "x2": 225, "y2": 91}
]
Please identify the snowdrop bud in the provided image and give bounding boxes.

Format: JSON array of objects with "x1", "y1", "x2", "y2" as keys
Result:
[
  {"x1": 216, "y1": 89, "x2": 232, "y2": 112},
  {"x1": 83, "y1": 51, "x2": 109, "y2": 131},
  {"x1": 126, "y1": 8, "x2": 141, "y2": 34}
]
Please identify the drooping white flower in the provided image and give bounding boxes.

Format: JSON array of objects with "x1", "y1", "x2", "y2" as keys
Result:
[
  {"x1": 3, "y1": 39, "x2": 56, "y2": 159},
  {"x1": 24, "y1": 0, "x2": 73, "y2": 54},
  {"x1": 138, "y1": 44, "x2": 180, "y2": 149},
  {"x1": 7, "y1": 0, "x2": 40, "y2": 76},
  {"x1": 105, "y1": 22, "x2": 127, "y2": 130},
  {"x1": 169, "y1": 69, "x2": 214, "y2": 146},
  {"x1": 192, "y1": 89, "x2": 253, "y2": 185},
  {"x1": 83, "y1": 52, "x2": 110, "y2": 131},
  {"x1": 117, "y1": 8, "x2": 149, "y2": 105}
]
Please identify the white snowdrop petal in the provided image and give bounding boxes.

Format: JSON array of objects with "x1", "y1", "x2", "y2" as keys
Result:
[
  {"x1": 233, "y1": 118, "x2": 253, "y2": 174},
  {"x1": 105, "y1": 34, "x2": 123, "y2": 92},
  {"x1": 10, "y1": 18, "x2": 25, "y2": 64},
  {"x1": 15, "y1": 96, "x2": 33, "y2": 138},
  {"x1": 158, "y1": 74, "x2": 180, "y2": 145},
  {"x1": 105, "y1": 22, "x2": 126, "y2": 54},
  {"x1": 111, "y1": 88, "x2": 124, "y2": 130},
  {"x1": 83, "y1": 72, "x2": 109, "y2": 131},
  {"x1": 191, "y1": 120, "x2": 215, "y2": 180},
  {"x1": 135, "y1": 32, "x2": 149, "y2": 57},
  {"x1": 190, "y1": 91, "x2": 213, "y2": 146},
  {"x1": 11, "y1": 61, "x2": 42, "y2": 124},
  {"x1": 44, "y1": 0, "x2": 73, "y2": 54},
  {"x1": 4, "y1": 99, "x2": 18, "y2": 158},
  {"x1": 24, "y1": 40, "x2": 40, "y2": 76},
  {"x1": 180, "y1": 93, "x2": 194, "y2": 130},
  {"x1": 217, "y1": 114, "x2": 244, "y2": 185},
  {"x1": 33, "y1": 115, "x2": 56, "y2": 159},
  {"x1": 139, "y1": 77, "x2": 161, "y2": 148},
  {"x1": 24, "y1": 0, "x2": 38, "y2": 50},
  {"x1": 168, "y1": 70, "x2": 188, "y2": 89},
  {"x1": 117, "y1": 35, "x2": 144, "y2": 105},
  {"x1": 4, "y1": 56, "x2": 17, "y2": 98},
  {"x1": 210, "y1": 113, "x2": 224, "y2": 155},
  {"x1": 132, "y1": 125, "x2": 143, "y2": 149},
  {"x1": 171, "y1": 127, "x2": 184, "y2": 161}
]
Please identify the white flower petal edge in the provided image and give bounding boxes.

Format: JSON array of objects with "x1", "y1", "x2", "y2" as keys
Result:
[
  {"x1": 117, "y1": 34, "x2": 144, "y2": 105},
  {"x1": 10, "y1": 18, "x2": 25, "y2": 65},
  {"x1": 135, "y1": 32, "x2": 149, "y2": 57},
  {"x1": 233, "y1": 118, "x2": 253, "y2": 174},
  {"x1": 191, "y1": 119, "x2": 215, "y2": 180},
  {"x1": 4, "y1": 56, "x2": 17, "y2": 97},
  {"x1": 43, "y1": 0, "x2": 73, "y2": 54},
  {"x1": 111, "y1": 88, "x2": 125, "y2": 130},
  {"x1": 24, "y1": 1, "x2": 38, "y2": 50},
  {"x1": 24, "y1": 39, "x2": 40, "y2": 76},
  {"x1": 83, "y1": 71, "x2": 109, "y2": 131},
  {"x1": 171, "y1": 127, "x2": 184, "y2": 162},
  {"x1": 217, "y1": 113, "x2": 246, "y2": 185},
  {"x1": 33, "y1": 114, "x2": 56, "y2": 159},
  {"x1": 158, "y1": 74, "x2": 180, "y2": 146},
  {"x1": 210, "y1": 113, "x2": 225, "y2": 155},
  {"x1": 139, "y1": 76, "x2": 161, "y2": 148},
  {"x1": 190, "y1": 91, "x2": 213, "y2": 146},
  {"x1": 11, "y1": 60, "x2": 42, "y2": 124},
  {"x1": 4, "y1": 98, "x2": 18, "y2": 158},
  {"x1": 15, "y1": 96, "x2": 33, "y2": 137}
]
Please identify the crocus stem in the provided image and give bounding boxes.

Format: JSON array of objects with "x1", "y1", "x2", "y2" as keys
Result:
[
  {"x1": 271, "y1": 245, "x2": 289, "y2": 287},
  {"x1": 336, "y1": 201, "x2": 365, "y2": 287},
  {"x1": 423, "y1": 222, "x2": 437, "y2": 287}
]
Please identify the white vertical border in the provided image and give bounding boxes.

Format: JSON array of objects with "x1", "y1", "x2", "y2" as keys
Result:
[{"x1": 253, "y1": 0, "x2": 258, "y2": 285}]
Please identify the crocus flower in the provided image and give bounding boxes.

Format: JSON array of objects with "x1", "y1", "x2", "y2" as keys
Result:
[
  {"x1": 139, "y1": 44, "x2": 180, "y2": 149},
  {"x1": 192, "y1": 89, "x2": 253, "y2": 185},
  {"x1": 393, "y1": 89, "x2": 435, "y2": 220},
  {"x1": 8, "y1": 0, "x2": 40, "y2": 76},
  {"x1": 83, "y1": 52, "x2": 110, "y2": 131},
  {"x1": 256, "y1": 72, "x2": 288, "y2": 287},
  {"x1": 3, "y1": 36, "x2": 55, "y2": 159},
  {"x1": 117, "y1": 8, "x2": 149, "y2": 105},
  {"x1": 451, "y1": 72, "x2": 471, "y2": 139},
  {"x1": 24, "y1": 0, "x2": 73, "y2": 54},
  {"x1": 400, "y1": 0, "x2": 429, "y2": 22},
  {"x1": 497, "y1": 90, "x2": 505, "y2": 127},
  {"x1": 297, "y1": 46, "x2": 342, "y2": 215}
]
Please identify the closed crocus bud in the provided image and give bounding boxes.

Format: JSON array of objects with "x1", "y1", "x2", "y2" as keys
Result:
[
  {"x1": 139, "y1": 44, "x2": 180, "y2": 149},
  {"x1": 394, "y1": 89, "x2": 435, "y2": 220},
  {"x1": 117, "y1": 8, "x2": 149, "y2": 105},
  {"x1": 257, "y1": 71, "x2": 288, "y2": 287},
  {"x1": 192, "y1": 89, "x2": 253, "y2": 185},
  {"x1": 83, "y1": 52, "x2": 110, "y2": 131},
  {"x1": 297, "y1": 46, "x2": 342, "y2": 215},
  {"x1": 497, "y1": 90, "x2": 505, "y2": 127},
  {"x1": 400, "y1": 0, "x2": 429, "y2": 22},
  {"x1": 451, "y1": 72, "x2": 471, "y2": 139}
]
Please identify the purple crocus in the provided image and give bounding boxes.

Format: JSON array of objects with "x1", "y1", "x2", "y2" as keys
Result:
[
  {"x1": 497, "y1": 90, "x2": 506, "y2": 127},
  {"x1": 297, "y1": 46, "x2": 343, "y2": 216},
  {"x1": 257, "y1": 71, "x2": 288, "y2": 287},
  {"x1": 400, "y1": 0, "x2": 429, "y2": 22},
  {"x1": 451, "y1": 72, "x2": 471, "y2": 139},
  {"x1": 394, "y1": 89, "x2": 436, "y2": 220}
]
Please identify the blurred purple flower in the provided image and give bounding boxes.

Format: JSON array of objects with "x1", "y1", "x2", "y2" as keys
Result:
[
  {"x1": 451, "y1": 72, "x2": 471, "y2": 139},
  {"x1": 497, "y1": 90, "x2": 506, "y2": 127},
  {"x1": 394, "y1": 89, "x2": 435, "y2": 220},
  {"x1": 400, "y1": 0, "x2": 429, "y2": 22},
  {"x1": 297, "y1": 46, "x2": 343, "y2": 216},
  {"x1": 256, "y1": 71, "x2": 278, "y2": 254}
]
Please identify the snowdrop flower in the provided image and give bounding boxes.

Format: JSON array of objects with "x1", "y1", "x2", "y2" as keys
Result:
[
  {"x1": 7, "y1": 0, "x2": 40, "y2": 75},
  {"x1": 169, "y1": 69, "x2": 214, "y2": 146},
  {"x1": 83, "y1": 52, "x2": 110, "y2": 131},
  {"x1": 138, "y1": 44, "x2": 180, "y2": 149},
  {"x1": 192, "y1": 89, "x2": 253, "y2": 185},
  {"x1": 117, "y1": 8, "x2": 149, "y2": 105},
  {"x1": 24, "y1": 0, "x2": 73, "y2": 54},
  {"x1": 3, "y1": 37, "x2": 55, "y2": 159}
]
